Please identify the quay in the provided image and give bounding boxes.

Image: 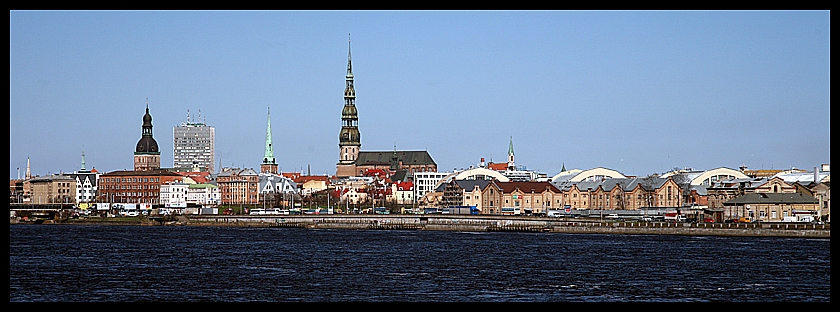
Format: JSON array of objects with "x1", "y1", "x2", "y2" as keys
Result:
[{"x1": 183, "y1": 214, "x2": 830, "y2": 238}]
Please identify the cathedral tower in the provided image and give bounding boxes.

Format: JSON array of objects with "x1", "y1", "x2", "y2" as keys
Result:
[
  {"x1": 134, "y1": 99, "x2": 160, "y2": 171},
  {"x1": 337, "y1": 35, "x2": 361, "y2": 178}
]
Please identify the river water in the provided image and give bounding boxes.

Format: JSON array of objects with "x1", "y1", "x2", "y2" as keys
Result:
[{"x1": 9, "y1": 224, "x2": 830, "y2": 302}]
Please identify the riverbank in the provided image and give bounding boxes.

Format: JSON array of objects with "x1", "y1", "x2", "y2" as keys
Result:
[{"x1": 33, "y1": 214, "x2": 829, "y2": 238}]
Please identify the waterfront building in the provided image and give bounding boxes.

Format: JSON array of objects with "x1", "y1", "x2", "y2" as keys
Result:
[
  {"x1": 706, "y1": 176, "x2": 795, "y2": 210},
  {"x1": 97, "y1": 169, "x2": 183, "y2": 205},
  {"x1": 173, "y1": 109, "x2": 215, "y2": 173},
  {"x1": 413, "y1": 171, "x2": 450, "y2": 202},
  {"x1": 160, "y1": 179, "x2": 221, "y2": 213},
  {"x1": 705, "y1": 165, "x2": 830, "y2": 222},
  {"x1": 723, "y1": 193, "x2": 819, "y2": 222},
  {"x1": 810, "y1": 181, "x2": 830, "y2": 223},
  {"x1": 337, "y1": 184, "x2": 368, "y2": 207},
  {"x1": 134, "y1": 100, "x2": 161, "y2": 171},
  {"x1": 390, "y1": 181, "x2": 414, "y2": 206},
  {"x1": 28, "y1": 174, "x2": 76, "y2": 205},
  {"x1": 257, "y1": 172, "x2": 298, "y2": 207},
  {"x1": 187, "y1": 183, "x2": 221, "y2": 209},
  {"x1": 215, "y1": 168, "x2": 259, "y2": 206},
  {"x1": 417, "y1": 190, "x2": 443, "y2": 209},
  {"x1": 495, "y1": 181, "x2": 562, "y2": 215},
  {"x1": 437, "y1": 179, "x2": 493, "y2": 211},
  {"x1": 552, "y1": 175, "x2": 683, "y2": 211},
  {"x1": 293, "y1": 175, "x2": 331, "y2": 197},
  {"x1": 160, "y1": 180, "x2": 189, "y2": 209},
  {"x1": 65, "y1": 150, "x2": 100, "y2": 204}
]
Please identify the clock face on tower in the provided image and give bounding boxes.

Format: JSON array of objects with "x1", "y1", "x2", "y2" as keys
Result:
[
  {"x1": 151, "y1": 146, "x2": 157, "y2": 152},
  {"x1": 138, "y1": 145, "x2": 145, "y2": 152}
]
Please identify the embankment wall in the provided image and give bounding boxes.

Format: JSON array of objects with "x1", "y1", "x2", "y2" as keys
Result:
[{"x1": 184, "y1": 214, "x2": 830, "y2": 238}]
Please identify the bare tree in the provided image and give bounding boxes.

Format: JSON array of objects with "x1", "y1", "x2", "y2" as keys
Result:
[{"x1": 670, "y1": 167, "x2": 691, "y2": 207}]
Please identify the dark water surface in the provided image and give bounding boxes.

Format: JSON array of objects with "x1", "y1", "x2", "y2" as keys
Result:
[{"x1": 9, "y1": 224, "x2": 830, "y2": 302}]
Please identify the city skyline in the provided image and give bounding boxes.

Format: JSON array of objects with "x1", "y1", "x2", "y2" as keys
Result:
[{"x1": 10, "y1": 10, "x2": 831, "y2": 180}]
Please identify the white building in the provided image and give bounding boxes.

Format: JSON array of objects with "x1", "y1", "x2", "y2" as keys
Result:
[
  {"x1": 67, "y1": 150, "x2": 100, "y2": 204},
  {"x1": 413, "y1": 171, "x2": 450, "y2": 203},
  {"x1": 389, "y1": 181, "x2": 414, "y2": 205},
  {"x1": 188, "y1": 183, "x2": 221, "y2": 208},
  {"x1": 160, "y1": 180, "x2": 189, "y2": 208}
]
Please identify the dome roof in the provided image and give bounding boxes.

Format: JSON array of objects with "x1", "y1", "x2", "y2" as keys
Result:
[
  {"x1": 136, "y1": 105, "x2": 159, "y2": 154},
  {"x1": 136, "y1": 136, "x2": 159, "y2": 154}
]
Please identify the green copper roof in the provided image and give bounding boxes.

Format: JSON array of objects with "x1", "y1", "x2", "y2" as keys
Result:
[
  {"x1": 508, "y1": 136, "x2": 514, "y2": 156},
  {"x1": 263, "y1": 108, "x2": 275, "y2": 164}
]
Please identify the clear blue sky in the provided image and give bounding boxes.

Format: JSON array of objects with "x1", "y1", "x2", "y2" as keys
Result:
[{"x1": 10, "y1": 10, "x2": 831, "y2": 180}]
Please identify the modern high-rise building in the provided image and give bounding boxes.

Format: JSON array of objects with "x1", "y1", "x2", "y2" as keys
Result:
[{"x1": 173, "y1": 109, "x2": 215, "y2": 173}]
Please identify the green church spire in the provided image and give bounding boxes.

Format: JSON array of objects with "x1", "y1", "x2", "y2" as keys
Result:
[
  {"x1": 508, "y1": 136, "x2": 514, "y2": 156},
  {"x1": 263, "y1": 107, "x2": 275, "y2": 165}
]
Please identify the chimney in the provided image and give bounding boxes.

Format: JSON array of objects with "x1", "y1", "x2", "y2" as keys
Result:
[{"x1": 815, "y1": 166, "x2": 819, "y2": 183}]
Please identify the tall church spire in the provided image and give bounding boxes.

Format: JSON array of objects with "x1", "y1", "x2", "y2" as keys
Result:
[
  {"x1": 25, "y1": 156, "x2": 31, "y2": 180},
  {"x1": 507, "y1": 136, "x2": 516, "y2": 171},
  {"x1": 261, "y1": 107, "x2": 278, "y2": 174},
  {"x1": 346, "y1": 33, "x2": 353, "y2": 80},
  {"x1": 337, "y1": 33, "x2": 361, "y2": 178},
  {"x1": 263, "y1": 107, "x2": 275, "y2": 164}
]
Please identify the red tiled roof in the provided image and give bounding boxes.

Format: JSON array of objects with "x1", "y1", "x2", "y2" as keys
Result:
[
  {"x1": 397, "y1": 181, "x2": 413, "y2": 191},
  {"x1": 487, "y1": 162, "x2": 507, "y2": 171},
  {"x1": 294, "y1": 175, "x2": 330, "y2": 184},
  {"x1": 282, "y1": 172, "x2": 301, "y2": 180}
]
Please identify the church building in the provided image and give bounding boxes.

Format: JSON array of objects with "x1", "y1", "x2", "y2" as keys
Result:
[{"x1": 335, "y1": 36, "x2": 436, "y2": 178}]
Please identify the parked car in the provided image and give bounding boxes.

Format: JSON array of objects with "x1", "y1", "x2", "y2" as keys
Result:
[{"x1": 703, "y1": 218, "x2": 715, "y2": 223}]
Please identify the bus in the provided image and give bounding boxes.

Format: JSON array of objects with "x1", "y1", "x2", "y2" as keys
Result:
[
  {"x1": 443, "y1": 205, "x2": 479, "y2": 215},
  {"x1": 501, "y1": 207, "x2": 520, "y2": 215}
]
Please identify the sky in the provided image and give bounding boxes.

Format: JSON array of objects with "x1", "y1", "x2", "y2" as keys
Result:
[{"x1": 10, "y1": 10, "x2": 831, "y2": 180}]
